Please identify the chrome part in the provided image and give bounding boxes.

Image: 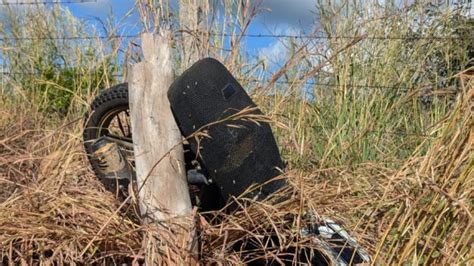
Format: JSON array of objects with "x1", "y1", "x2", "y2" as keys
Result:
[{"x1": 92, "y1": 137, "x2": 134, "y2": 181}]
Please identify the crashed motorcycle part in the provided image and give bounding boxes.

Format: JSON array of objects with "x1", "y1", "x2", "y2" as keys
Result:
[
  {"x1": 168, "y1": 58, "x2": 285, "y2": 203},
  {"x1": 92, "y1": 136, "x2": 210, "y2": 187},
  {"x1": 83, "y1": 84, "x2": 204, "y2": 199},
  {"x1": 91, "y1": 137, "x2": 134, "y2": 198},
  {"x1": 186, "y1": 169, "x2": 211, "y2": 185},
  {"x1": 300, "y1": 218, "x2": 371, "y2": 265},
  {"x1": 92, "y1": 137, "x2": 134, "y2": 180},
  {"x1": 83, "y1": 84, "x2": 134, "y2": 197},
  {"x1": 233, "y1": 214, "x2": 371, "y2": 265}
]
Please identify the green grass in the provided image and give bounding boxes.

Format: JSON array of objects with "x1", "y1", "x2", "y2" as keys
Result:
[{"x1": 0, "y1": 0, "x2": 472, "y2": 264}]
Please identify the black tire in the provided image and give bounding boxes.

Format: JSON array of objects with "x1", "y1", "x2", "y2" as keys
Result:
[
  {"x1": 83, "y1": 83, "x2": 131, "y2": 198},
  {"x1": 83, "y1": 83, "x2": 205, "y2": 204}
]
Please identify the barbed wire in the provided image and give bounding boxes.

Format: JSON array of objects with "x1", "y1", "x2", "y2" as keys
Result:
[
  {"x1": 0, "y1": 71, "x2": 123, "y2": 77},
  {"x1": 0, "y1": 70, "x2": 444, "y2": 90},
  {"x1": 0, "y1": 70, "x2": 445, "y2": 138},
  {"x1": 0, "y1": 0, "x2": 96, "y2": 5},
  {"x1": 0, "y1": 34, "x2": 137, "y2": 41},
  {"x1": 241, "y1": 78, "x2": 397, "y2": 89},
  {"x1": 205, "y1": 32, "x2": 468, "y2": 41},
  {"x1": 0, "y1": 31, "x2": 469, "y2": 42}
]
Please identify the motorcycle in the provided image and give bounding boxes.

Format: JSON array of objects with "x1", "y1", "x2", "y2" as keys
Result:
[{"x1": 83, "y1": 58, "x2": 371, "y2": 265}]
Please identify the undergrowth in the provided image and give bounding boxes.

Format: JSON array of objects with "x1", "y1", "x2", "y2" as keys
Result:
[{"x1": 0, "y1": 0, "x2": 472, "y2": 264}]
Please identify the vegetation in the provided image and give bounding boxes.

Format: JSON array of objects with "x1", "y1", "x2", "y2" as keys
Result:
[{"x1": 0, "y1": 0, "x2": 472, "y2": 264}]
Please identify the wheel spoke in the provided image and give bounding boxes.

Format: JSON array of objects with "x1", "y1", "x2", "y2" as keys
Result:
[
  {"x1": 116, "y1": 112, "x2": 127, "y2": 137},
  {"x1": 125, "y1": 110, "x2": 132, "y2": 138}
]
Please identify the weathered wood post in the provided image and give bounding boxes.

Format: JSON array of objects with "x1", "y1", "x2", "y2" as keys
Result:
[{"x1": 128, "y1": 32, "x2": 196, "y2": 263}]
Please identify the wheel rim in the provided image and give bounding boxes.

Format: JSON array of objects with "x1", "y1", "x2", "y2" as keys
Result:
[
  {"x1": 97, "y1": 107, "x2": 132, "y2": 140},
  {"x1": 95, "y1": 106, "x2": 134, "y2": 162}
]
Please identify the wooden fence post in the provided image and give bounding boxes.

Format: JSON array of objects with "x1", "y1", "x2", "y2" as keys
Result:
[{"x1": 128, "y1": 32, "x2": 196, "y2": 263}]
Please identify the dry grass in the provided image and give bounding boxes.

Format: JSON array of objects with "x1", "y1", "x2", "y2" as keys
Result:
[
  {"x1": 1, "y1": 73, "x2": 471, "y2": 264},
  {"x1": 0, "y1": 0, "x2": 472, "y2": 264},
  {"x1": 372, "y1": 73, "x2": 473, "y2": 264},
  {"x1": 0, "y1": 103, "x2": 142, "y2": 264}
]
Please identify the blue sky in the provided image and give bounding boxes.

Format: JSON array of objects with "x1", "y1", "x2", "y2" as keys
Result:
[{"x1": 65, "y1": 0, "x2": 318, "y2": 64}]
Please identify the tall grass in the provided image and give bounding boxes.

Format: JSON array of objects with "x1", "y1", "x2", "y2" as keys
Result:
[
  {"x1": 0, "y1": 4, "x2": 120, "y2": 114},
  {"x1": 258, "y1": 1, "x2": 472, "y2": 168},
  {"x1": 0, "y1": 0, "x2": 472, "y2": 264}
]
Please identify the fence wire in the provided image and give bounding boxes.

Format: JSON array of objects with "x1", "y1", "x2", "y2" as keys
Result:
[
  {"x1": 0, "y1": 70, "x2": 455, "y2": 91},
  {"x1": 0, "y1": 31, "x2": 470, "y2": 42},
  {"x1": 0, "y1": 0, "x2": 96, "y2": 5}
]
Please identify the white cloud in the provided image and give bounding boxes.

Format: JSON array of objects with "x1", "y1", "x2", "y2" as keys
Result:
[
  {"x1": 257, "y1": 26, "x2": 299, "y2": 66},
  {"x1": 465, "y1": 0, "x2": 473, "y2": 18},
  {"x1": 258, "y1": 40, "x2": 287, "y2": 65},
  {"x1": 75, "y1": 0, "x2": 113, "y2": 13}
]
